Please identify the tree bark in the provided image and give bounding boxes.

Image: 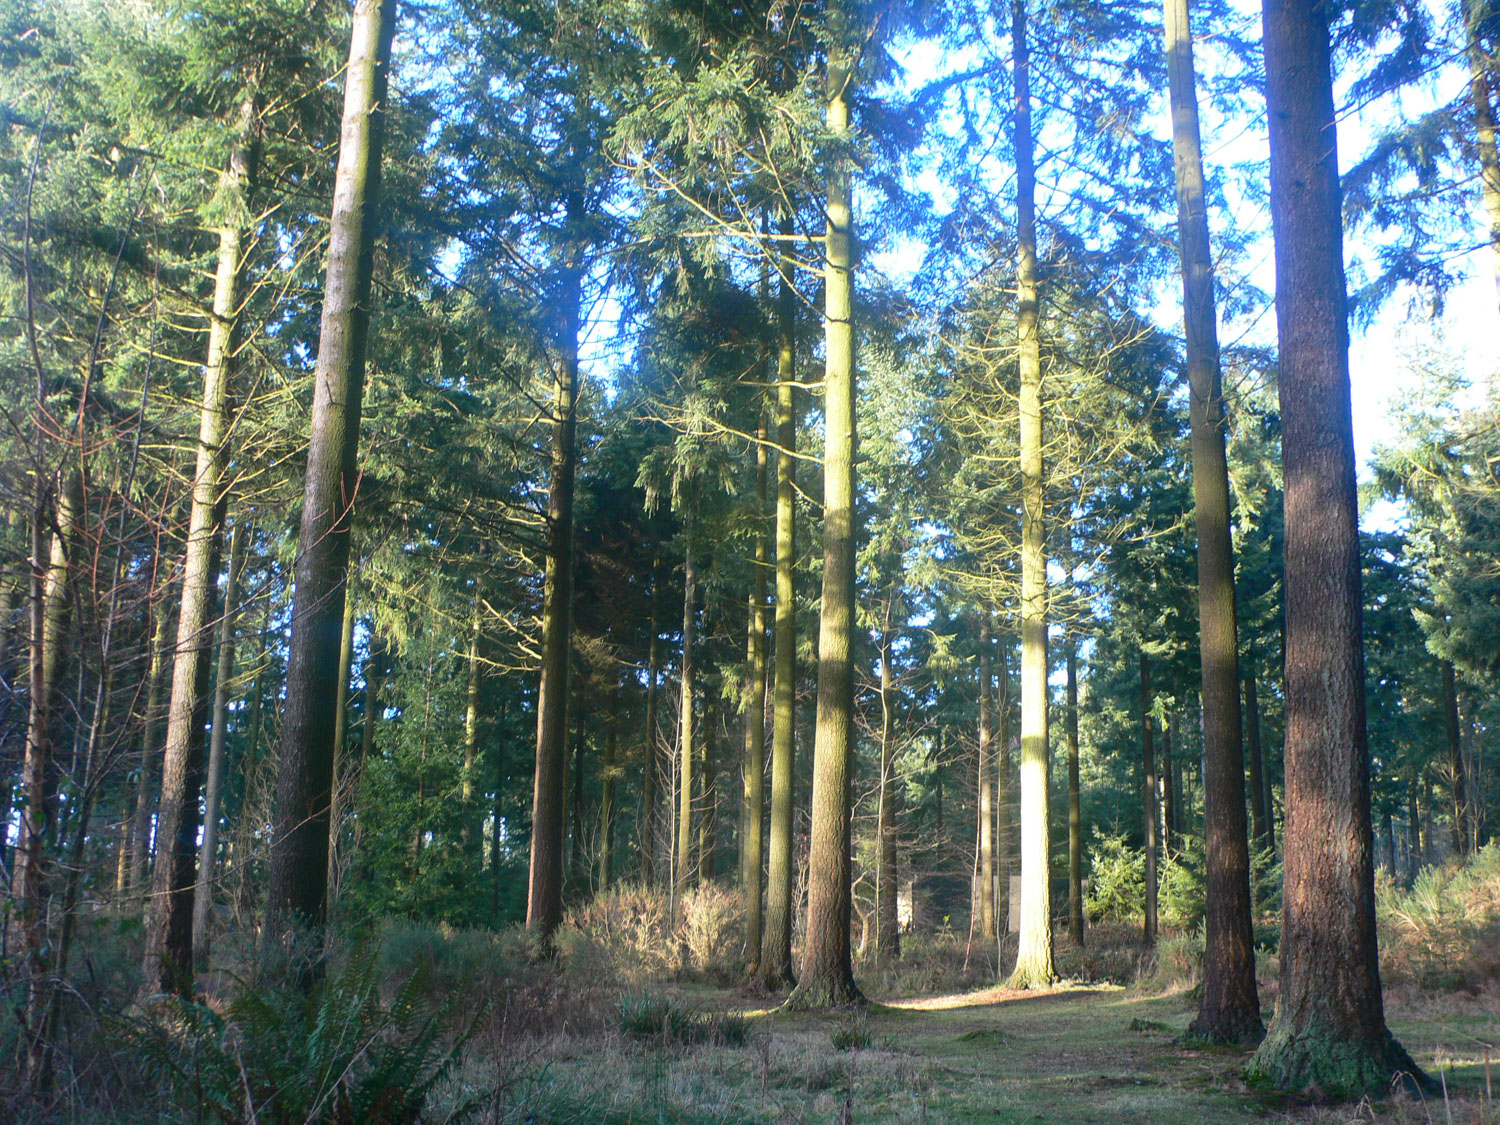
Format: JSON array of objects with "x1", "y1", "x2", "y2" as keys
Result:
[
  {"x1": 1441, "y1": 659, "x2": 1468, "y2": 856},
  {"x1": 192, "y1": 519, "x2": 247, "y2": 969},
  {"x1": 639, "y1": 561, "x2": 660, "y2": 887},
  {"x1": 1163, "y1": 0, "x2": 1261, "y2": 1041},
  {"x1": 462, "y1": 596, "x2": 482, "y2": 858},
  {"x1": 787, "y1": 7, "x2": 861, "y2": 1006},
  {"x1": 1007, "y1": 0, "x2": 1054, "y2": 990},
  {"x1": 1141, "y1": 654, "x2": 1159, "y2": 946},
  {"x1": 264, "y1": 0, "x2": 396, "y2": 954},
  {"x1": 675, "y1": 516, "x2": 698, "y2": 912},
  {"x1": 1245, "y1": 669, "x2": 1269, "y2": 847},
  {"x1": 1066, "y1": 636, "x2": 1084, "y2": 947},
  {"x1": 759, "y1": 219, "x2": 799, "y2": 991},
  {"x1": 16, "y1": 472, "x2": 80, "y2": 1087},
  {"x1": 743, "y1": 422, "x2": 769, "y2": 967},
  {"x1": 977, "y1": 618, "x2": 996, "y2": 945},
  {"x1": 875, "y1": 602, "x2": 900, "y2": 963},
  {"x1": 324, "y1": 584, "x2": 358, "y2": 908},
  {"x1": 1248, "y1": 0, "x2": 1420, "y2": 1091},
  {"x1": 144, "y1": 89, "x2": 260, "y2": 996}
]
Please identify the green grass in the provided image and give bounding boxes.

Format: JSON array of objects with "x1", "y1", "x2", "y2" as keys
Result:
[{"x1": 460, "y1": 979, "x2": 1497, "y2": 1124}]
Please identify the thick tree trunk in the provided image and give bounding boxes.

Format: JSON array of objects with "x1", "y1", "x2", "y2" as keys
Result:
[
  {"x1": 265, "y1": 0, "x2": 396, "y2": 954},
  {"x1": 977, "y1": 619, "x2": 996, "y2": 945},
  {"x1": 675, "y1": 520, "x2": 698, "y2": 911},
  {"x1": 192, "y1": 519, "x2": 247, "y2": 969},
  {"x1": 526, "y1": 181, "x2": 583, "y2": 937},
  {"x1": 639, "y1": 562, "x2": 660, "y2": 886},
  {"x1": 1248, "y1": 0, "x2": 1420, "y2": 1091},
  {"x1": 743, "y1": 424, "x2": 769, "y2": 967},
  {"x1": 876, "y1": 610, "x2": 899, "y2": 963},
  {"x1": 759, "y1": 223, "x2": 799, "y2": 991},
  {"x1": 1007, "y1": 0, "x2": 1054, "y2": 990},
  {"x1": 17, "y1": 472, "x2": 80, "y2": 1087},
  {"x1": 1163, "y1": 0, "x2": 1261, "y2": 1041},
  {"x1": 787, "y1": 12, "x2": 861, "y2": 1007},
  {"x1": 1066, "y1": 637, "x2": 1084, "y2": 947},
  {"x1": 1442, "y1": 660, "x2": 1468, "y2": 856},
  {"x1": 144, "y1": 91, "x2": 260, "y2": 996},
  {"x1": 1141, "y1": 654, "x2": 1159, "y2": 946}
]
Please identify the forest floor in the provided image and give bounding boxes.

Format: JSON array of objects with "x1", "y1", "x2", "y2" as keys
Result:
[{"x1": 474, "y1": 978, "x2": 1499, "y2": 1124}]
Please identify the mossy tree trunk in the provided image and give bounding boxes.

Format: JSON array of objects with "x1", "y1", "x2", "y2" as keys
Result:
[{"x1": 1247, "y1": 0, "x2": 1422, "y2": 1093}]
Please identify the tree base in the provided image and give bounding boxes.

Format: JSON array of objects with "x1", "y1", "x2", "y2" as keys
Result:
[
  {"x1": 1005, "y1": 953, "x2": 1055, "y2": 991},
  {"x1": 1245, "y1": 1021, "x2": 1428, "y2": 1099},
  {"x1": 783, "y1": 972, "x2": 864, "y2": 1011},
  {"x1": 1186, "y1": 1010, "x2": 1264, "y2": 1048}
]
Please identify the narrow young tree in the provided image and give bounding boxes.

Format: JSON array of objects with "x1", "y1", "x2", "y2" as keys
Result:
[
  {"x1": 1066, "y1": 635, "x2": 1085, "y2": 946},
  {"x1": 875, "y1": 588, "x2": 901, "y2": 963},
  {"x1": 1441, "y1": 659, "x2": 1469, "y2": 854},
  {"x1": 977, "y1": 618, "x2": 997, "y2": 944},
  {"x1": 640, "y1": 562, "x2": 661, "y2": 886},
  {"x1": 787, "y1": 3, "x2": 862, "y2": 1006},
  {"x1": 1247, "y1": 0, "x2": 1422, "y2": 1091},
  {"x1": 1162, "y1": 0, "x2": 1261, "y2": 1042},
  {"x1": 265, "y1": 0, "x2": 397, "y2": 948},
  {"x1": 1141, "y1": 654, "x2": 1159, "y2": 945},
  {"x1": 599, "y1": 679, "x2": 619, "y2": 888},
  {"x1": 742, "y1": 422, "x2": 769, "y2": 968},
  {"x1": 759, "y1": 222, "x2": 800, "y2": 991},
  {"x1": 675, "y1": 517, "x2": 699, "y2": 910},
  {"x1": 144, "y1": 87, "x2": 259, "y2": 997},
  {"x1": 192, "y1": 518, "x2": 248, "y2": 969},
  {"x1": 1007, "y1": 0, "x2": 1055, "y2": 990}
]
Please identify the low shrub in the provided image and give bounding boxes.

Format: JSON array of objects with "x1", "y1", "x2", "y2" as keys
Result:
[
  {"x1": 1159, "y1": 838, "x2": 1205, "y2": 931},
  {"x1": 1085, "y1": 829, "x2": 1145, "y2": 925},
  {"x1": 614, "y1": 992, "x2": 748, "y2": 1047},
  {"x1": 678, "y1": 882, "x2": 745, "y2": 982},
  {"x1": 1377, "y1": 844, "x2": 1500, "y2": 990},
  {"x1": 554, "y1": 883, "x2": 679, "y2": 987},
  {"x1": 830, "y1": 1014, "x2": 872, "y2": 1052}
]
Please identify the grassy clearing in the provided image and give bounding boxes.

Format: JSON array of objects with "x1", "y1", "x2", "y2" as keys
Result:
[{"x1": 458, "y1": 979, "x2": 1498, "y2": 1124}]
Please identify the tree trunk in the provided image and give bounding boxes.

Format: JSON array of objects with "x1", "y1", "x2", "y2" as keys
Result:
[
  {"x1": 699, "y1": 693, "x2": 716, "y2": 882},
  {"x1": 876, "y1": 606, "x2": 900, "y2": 963},
  {"x1": 265, "y1": 0, "x2": 396, "y2": 954},
  {"x1": 1248, "y1": 0, "x2": 1420, "y2": 1091},
  {"x1": 1162, "y1": 714, "x2": 1176, "y2": 852},
  {"x1": 324, "y1": 585, "x2": 358, "y2": 909},
  {"x1": 640, "y1": 561, "x2": 660, "y2": 886},
  {"x1": 1245, "y1": 669, "x2": 1269, "y2": 847},
  {"x1": 1463, "y1": 0, "x2": 1500, "y2": 310},
  {"x1": 759, "y1": 218, "x2": 799, "y2": 991},
  {"x1": 600, "y1": 680, "x2": 618, "y2": 890},
  {"x1": 675, "y1": 517, "x2": 698, "y2": 912},
  {"x1": 1007, "y1": 0, "x2": 1055, "y2": 990},
  {"x1": 787, "y1": 8, "x2": 861, "y2": 1007},
  {"x1": 1140, "y1": 654, "x2": 1159, "y2": 946},
  {"x1": 1066, "y1": 636, "x2": 1084, "y2": 947},
  {"x1": 997, "y1": 637, "x2": 1012, "y2": 934},
  {"x1": 1162, "y1": 0, "x2": 1262, "y2": 1032},
  {"x1": 127, "y1": 595, "x2": 174, "y2": 895},
  {"x1": 192, "y1": 519, "x2": 247, "y2": 969},
  {"x1": 977, "y1": 619, "x2": 996, "y2": 945},
  {"x1": 16, "y1": 472, "x2": 80, "y2": 1087},
  {"x1": 742, "y1": 419, "x2": 769, "y2": 968},
  {"x1": 1442, "y1": 659, "x2": 1468, "y2": 856},
  {"x1": 569, "y1": 680, "x2": 587, "y2": 894},
  {"x1": 462, "y1": 596, "x2": 481, "y2": 858},
  {"x1": 144, "y1": 89, "x2": 260, "y2": 996}
]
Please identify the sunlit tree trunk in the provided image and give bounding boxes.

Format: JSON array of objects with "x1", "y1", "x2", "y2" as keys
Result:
[
  {"x1": 324, "y1": 585, "x2": 358, "y2": 908},
  {"x1": 1442, "y1": 659, "x2": 1468, "y2": 856},
  {"x1": 1007, "y1": 0, "x2": 1055, "y2": 990},
  {"x1": 977, "y1": 618, "x2": 996, "y2": 945},
  {"x1": 1141, "y1": 654, "x2": 1159, "y2": 945},
  {"x1": 1248, "y1": 0, "x2": 1421, "y2": 1091},
  {"x1": 759, "y1": 220, "x2": 799, "y2": 991},
  {"x1": 742, "y1": 422, "x2": 769, "y2": 967},
  {"x1": 462, "y1": 597, "x2": 482, "y2": 856},
  {"x1": 787, "y1": 6, "x2": 861, "y2": 1006},
  {"x1": 145, "y1": 89, "x2": 260, "y2": 995},
  {"x1": 265, "y1": 0, "x2": 396, "y2": 955},
  {"x1": 1163, "y1": 0, "x2": 1260, "y2": 1040},
  {"x1": 192, "y1": 519, "x2": 248, "y2": 969},
  {"x1": 997, "y1": 638, "x2": 1012, "y2": 934},
  {"x1": 1066, "y1": 636, "x2": 1084, "y2": 947},
  {"x1": 875, "y1": 599, "x2": 900, "y2": 963}
]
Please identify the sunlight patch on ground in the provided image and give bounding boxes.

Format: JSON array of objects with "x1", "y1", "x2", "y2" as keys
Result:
[{"x1": 884, "y1": 980, "x2": 1122, "y2": 1011}]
